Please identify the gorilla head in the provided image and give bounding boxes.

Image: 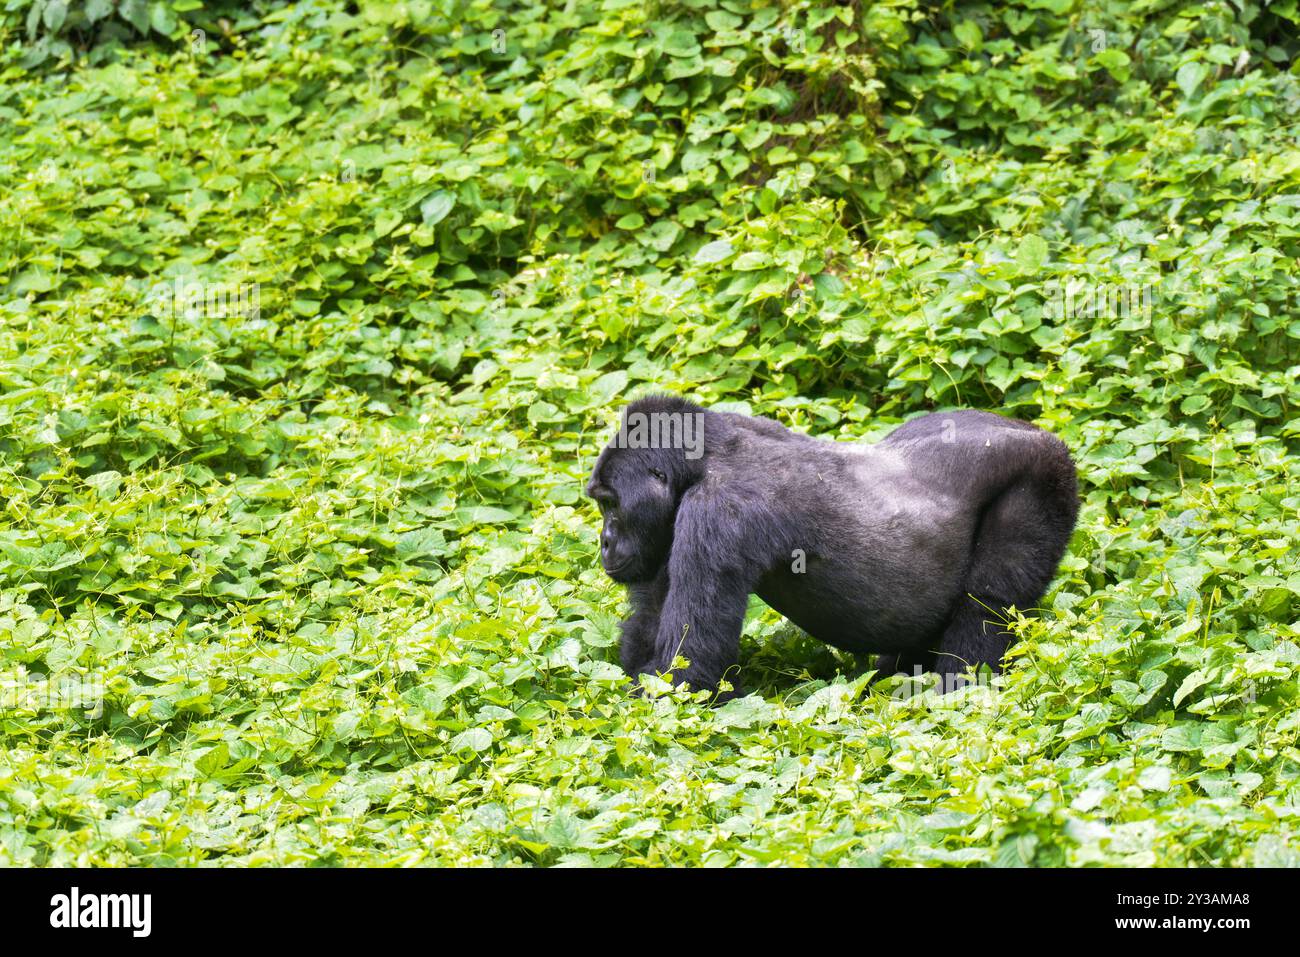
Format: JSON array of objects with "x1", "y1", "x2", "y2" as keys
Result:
[{"x1": 585, "y1": 396, "x2": 706, "y2": 584}]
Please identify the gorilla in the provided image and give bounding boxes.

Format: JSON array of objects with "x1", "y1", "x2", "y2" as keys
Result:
[{"x1": 586, "y1": 395, "x2": 1079, "y2": 696}]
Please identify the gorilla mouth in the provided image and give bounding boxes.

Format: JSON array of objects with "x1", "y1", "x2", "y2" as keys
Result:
[{"x1": 603, "y1": 558, "x2": 635, "y2": 580}]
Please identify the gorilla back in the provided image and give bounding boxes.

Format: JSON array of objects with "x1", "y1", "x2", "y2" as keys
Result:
[{"x1": 586, "y1": 396, "x2": 1079, "y2": 694}]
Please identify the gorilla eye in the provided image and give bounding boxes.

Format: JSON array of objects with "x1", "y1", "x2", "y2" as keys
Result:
[{"x1": 649, "y1": 468, "x2": 667, "y2": 483}]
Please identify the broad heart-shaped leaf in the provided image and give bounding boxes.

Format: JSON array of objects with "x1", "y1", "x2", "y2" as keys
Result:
[
  {"x1": 589, "y1": 370, "x2": 628, "y2": 406},
  {"x1": 662, "y1": 30, "x2": 700, "y2": 57},
  {"x1": 812, "y1": 272, "x2": 845, "y2": 299},
  {"x1": 1161, "y1": 723, "x2": 1203, "y2": 753},
  {"x1": 420, "y1": 190, "x2": 456, "y2": 226},
  {"x1": 454, "y1": 505, "x2": 516, "y2": 526},
  {"x1": 712, "y1": 694, "x2": 778, "y2": 729},
  {"x1": 119, "y1": 0, "x2": 149, "y2": 33},
  {"x1": 374, "y1": 209, "x2": 403, "y2": 237},
  {"x1": 450, "y1": 728, "x2": 492, "y2": 752},
  {"x1": 396, "y1": 526, "x2": 447, "y2": 559},
  {"x1": 694, "y1": 240, "x2": 734, "y2": 264},
  {"x1": 1137, "y1": 765, "x2": 1173, "y2": 792},
  {"x1": 1093, "y1": 48, "x2": 1131, "y2": 82},
  {"x1": 195, "y1": 743, "x2": 230, "y2": 776},
  {"x1": 1172, "y1": 668, "x2": 1212, "y2": 707},
  {"x1": 1016, "y1": 234, "x2": 1048, "y2": 271},
  {"x1": 85, "y1": 470, "x2": 123, "y2": 499},
  {"x1": 953, "y1": 19, "x2": 982, "y2": 50},
  {"x1": 732, "y1": 250, "x2": 771, "y2": 271},
  {"x1": 637, "y1": 220, "x2": 682, "y2": 251},
  {"x1": 42, "y1": 0, "x2": 68, "y2": 31},
  {"x1": 1176, "y1": 61, "x2": 1208, "y2": 99}
]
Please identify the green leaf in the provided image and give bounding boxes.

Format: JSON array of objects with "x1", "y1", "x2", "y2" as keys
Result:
[
  {"x1": 1173, "y1": 669, "x2": 1211, "y2": 707},
  {"x1": 732, "y1": 251, "x2": 771, "y2": 271},
  {"x1": 694, "y1": 240, "x2": 734, "y2": 264},
  {"x1": 375, "y1": 210, "x2": 403, "y2": 237},
  {"x1": 450, "y1": 728, "x2": 492, "y2": 752},
  {"x1": 1176, "y1": 61, "x2": 1208, "y2": 98},
  {"x1": 590, "y1": 370, "x2": 628, "y2": 405},
  {"x1": 119, "y1": 0, "x2": 149, "y2": 32},
  {"x1": 953, "y1": 20, "x2": 982, "y2": 51},
  {"x1": 1016, "y1": 235, "x2": 1049, "y2": 271},
  {"x1": 420, "y1": 190, "x2": 456, "y2": 226},
  {"x1": 1093, "y1": 49, "x2": 1131, "y2": 82},
  {"x1": 43, "y1": 0, "x2": 68, "y2": 32},
  {"x1": 637, "y1": 220, "x2": 682, "y2": 252},
  {"x1": 196, "y1": 743, "x2": 230, "y2": 776},
  {"x1": 663, "y1": 31, "x2": 700, "y2": 57}
]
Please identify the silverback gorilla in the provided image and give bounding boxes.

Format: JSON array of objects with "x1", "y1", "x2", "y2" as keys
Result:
[{"x1": 586, "y1": 395, "x2": 1079, "y2": 695}]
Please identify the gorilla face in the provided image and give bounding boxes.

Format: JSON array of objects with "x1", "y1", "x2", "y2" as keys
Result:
[{"x1": 586, "y1": 447, "x2": 677, "y2": 584}]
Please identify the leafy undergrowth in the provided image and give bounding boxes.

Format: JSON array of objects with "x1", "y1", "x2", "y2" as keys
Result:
[{"x1": 2, "y1": 0, "x2": 1300, "y2": 865}]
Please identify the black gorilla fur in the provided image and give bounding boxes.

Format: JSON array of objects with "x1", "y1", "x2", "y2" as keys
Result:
[{"x1": 586, "y1": 395, "x2": 1079, "y2": 695}]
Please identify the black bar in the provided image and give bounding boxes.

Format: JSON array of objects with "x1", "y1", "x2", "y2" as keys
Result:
[{"x1": 0, "y1": 867, "x2": 1273, "y2": 943}]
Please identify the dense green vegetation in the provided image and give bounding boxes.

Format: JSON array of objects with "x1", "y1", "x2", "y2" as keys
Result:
[{"x1": 2, "y1": 0, "x2": 1300, "y2": 866}]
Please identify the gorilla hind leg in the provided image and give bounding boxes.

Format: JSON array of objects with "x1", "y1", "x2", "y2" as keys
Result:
[
  {"x1": 935, "y1": 466, "x2": 1077, "y2": 685},
  {"x1": 932, "y1": 602, "x2": 1011, "y2": 687},
  {"x1": 872, "y1": 649, "x2": 935, "y2": 683}
]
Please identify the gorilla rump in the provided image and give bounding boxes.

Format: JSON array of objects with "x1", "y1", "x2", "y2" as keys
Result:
[{"x1": 586, "y1": 395, "x2": 1079, "y2": 694}]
